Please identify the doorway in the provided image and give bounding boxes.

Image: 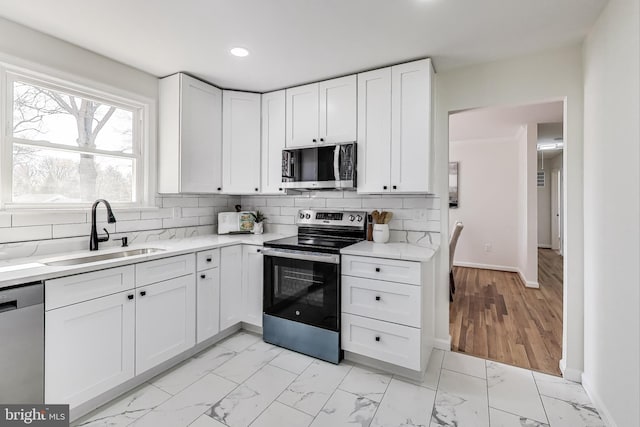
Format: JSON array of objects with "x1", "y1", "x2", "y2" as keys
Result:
[{"x1": 447, "y1": 101, "x2": 565, "y2": 376}]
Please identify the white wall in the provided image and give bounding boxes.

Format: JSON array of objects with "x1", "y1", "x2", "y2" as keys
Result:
[
  {"x1": 0, "y1": 17, "x2": 157, "y2": 99},
  {"x1": 449, "y1": 137, "x2": 520, "y2": 270},
  {"x1": 582, "y1": 0, "x2": 640, "y2": 425},
  {"x1": 434, "y1": 45, "x2": 584, "y2": 376}
]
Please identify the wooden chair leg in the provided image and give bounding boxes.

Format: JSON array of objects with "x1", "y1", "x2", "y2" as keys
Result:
[{"x1": 449, "y1": 270, "x2": 455, "y2": 302}]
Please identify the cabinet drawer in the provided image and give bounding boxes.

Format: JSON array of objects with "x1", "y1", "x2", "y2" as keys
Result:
[
  {"x1": 341, "y1": 313, "x2": 421, "y2": 370},
  {"x1": 136, "y1": 254, "x2": 195, "y2": 286},
  {"x1": 197, "y1": 249, "x2": 220, "y2": 271},
  {"x1": 342, "y1": 276, "x2": 421, "y2": 327},
  {"x1": 46, "y1": 266, "x2": 135, "y2": 310},
  {"x1": 342, "y1": 255, "x2": 421, "y2": 285}
]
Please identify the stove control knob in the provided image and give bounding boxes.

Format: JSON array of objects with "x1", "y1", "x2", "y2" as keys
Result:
[
  {"x1": 348, "y1": 215, "x2": 355, "y2": 222},
  {"x1": 305, "y1": 213, "x2": 311, "y2": 219},
  {"x1": 356, "y1": 215, "x2": 363, "y2": 222},
  {"x1": 299, "y1": 213, "x2": 305, "y2": 219}
]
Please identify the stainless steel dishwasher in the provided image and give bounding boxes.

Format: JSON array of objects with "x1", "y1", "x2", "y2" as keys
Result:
[{"x1": 0, "y1": 282, "x2": 44, "y2": 403}]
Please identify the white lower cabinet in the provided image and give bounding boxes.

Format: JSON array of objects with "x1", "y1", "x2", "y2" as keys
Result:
[
  {"x1": 220, "y1": 245, "x2": 243, "y2": 330},
  {"x1": 135, "y1": 275, "x2": 196, "y2": 374},
  {"x1": 242, "y1": 245, "x2": 263, "y2": 327},
  {"x1": 197, "y1": 267, "x2": 220, "y2": 343},
  {"x1": 45, "y1": 290, "x2": 135, "y2": 408},
  {"x1": 341, "y1": 254, "x2": 433, "y2": 373},
  {"x1": 341, "y1": 313, "x2": 421, "y2": 370}
]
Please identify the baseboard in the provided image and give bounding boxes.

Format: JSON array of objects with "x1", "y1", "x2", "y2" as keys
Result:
[
  {"x1": 582, "y1": 373, "x2": 618, "y2": 427},
  {"x1": 517, "y1": 269, "x2": 539, "y2": 288},
  {"x1": 433, "y1": 336, "x2": 451, "y2": 351},
  {"x1": 558, "y1": 358, "x2": 582, "y2": 382},
  {"x1": 454, "y1": 261, "x2": 519, "y2": 272}
]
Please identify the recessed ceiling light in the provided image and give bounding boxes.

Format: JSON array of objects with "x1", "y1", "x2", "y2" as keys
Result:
[{"x1": 230, "y1": 47, "x2": 249, "y2": 57}]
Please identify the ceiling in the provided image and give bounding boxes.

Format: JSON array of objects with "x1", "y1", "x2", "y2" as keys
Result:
[
  {"x1": 0, "y1": 0, "x2": 607, "y2": 92},
  {"x1": 449, "y1": 101, "x2": 564, "y2": 141}
]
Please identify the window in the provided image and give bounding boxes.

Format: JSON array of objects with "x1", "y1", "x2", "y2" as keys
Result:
[{"x1": 4, "y1": 70, "x2": 146, "y2": 207}]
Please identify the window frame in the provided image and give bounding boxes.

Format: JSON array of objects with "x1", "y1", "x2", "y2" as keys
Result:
[{"x1": 0, "y1": 63, "x2": 152, "y2": 210}]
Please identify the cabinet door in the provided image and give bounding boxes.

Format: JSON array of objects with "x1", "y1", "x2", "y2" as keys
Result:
[
  {"x1": 136, "y1": 275, "x2": 196, "y2": 374},
  {"x1": 242, "y1": 245, "x2": 264, "y2": 327},
  {"x1": 286, "y1": 83, "x2": 319, "y2": 147},
  {"x1": 222, "y1": 91, "x2": 262, "y2": 194},
  {"x1": 357, "y1": 68, "x2": 392, "y2": 193},
  {"x1": 220, "y1": 245, "x2": 243, "y2": 330},
  {"x1": 180, "y1": 74, "x2": 223, "y2": 193},
  {"x1": 197, "y1": 267, "x2": 220, "y2": 343},
  {"x1": 261, "y1": 91, "x2": 286, "y2": 194},
  {"x1": 319, "y1": 75, "x2": 357, "y2": 144},
  {"x1": 391, "y1": 59, "x2": 433, "y2": 193},
  {"x1": 45, "y1": 291, "x2": 135, "y2": 408}
]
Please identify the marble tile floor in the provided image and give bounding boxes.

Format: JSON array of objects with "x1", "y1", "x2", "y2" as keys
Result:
[{"x1": 74, "y1": 331, "x2": 604, "y2": 427}]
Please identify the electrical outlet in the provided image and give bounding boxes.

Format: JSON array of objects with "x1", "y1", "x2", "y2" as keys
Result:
[{"x1": 484, "y1": 243, "x2": 492, "y2": 252}]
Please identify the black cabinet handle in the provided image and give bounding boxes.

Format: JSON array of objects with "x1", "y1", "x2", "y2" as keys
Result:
[
  {"x1": 200, "y1": 274, "x2": 206, "y2": 279},
  {"x1": 392, "y1": 185, "x2": 397, "y2": 190},
  {"x1": 140, "y1": 291, "x2": 146, "y2": 297},
  {"x1": 127, "y1": 294, "x2": 134, "y2": 300},
  {"x1": 206, "y1": 257, "x2": 212, "y2": 262},
  {"x1": 375, "y1": 336, "x2": 381, "y2": 342},
  {"x1": 320, "y1": 138, "x2": 324, "y2": 142},
  {"x1": 217, "y1": 187, "x2": 222, "y2": 191},
  {"x1": 279, "y1": 187, "x2": 283, "y2": 191},
  {"x1": 375, "y1": 267, "x2": 381, "y2": 272},
  {"x1": 255, "y1": 188, "x2": 259, "y2": 192},
  {"x1": 375, "y1": 295, "x2": 381, "y2": 301},
  {"x1": 383, "y1": 185, "x2": 388, "y2": 190},
  {"x1": 257, "y1": 249, "x2": 261, "y2": 253},
  {"x1": 312, "y1": 138, "x2": 317, "y2": 143}
]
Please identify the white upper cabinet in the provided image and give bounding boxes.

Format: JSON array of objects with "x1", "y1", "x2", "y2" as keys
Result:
[
  {"x1": 318, "y1": 75, "x2": 357, "y2": 144},
  {"x1": 391, "y1": 59, "x2": 433, "y2": 193},
  {"x1": 261, "y1": 90, "x2": 286, "y2": 194},
  {"x1": 357, "y1": 68, "x2": 392, "y2": 193},
  {"x1": 286, "y1": 83, "x2": 319, "y2": 147},
  {"x1": 286, "y1": 76, "x2": 356, "y2": 147},
  {"x1": 159, "y1": 73, "x2": 223, "y2": 193},
  {"x1": 357, "y1": 59, "x2": 433, "y2": 194},
  {"x1": 222, "y1": 90, "x2": 262, "y2": 194}
]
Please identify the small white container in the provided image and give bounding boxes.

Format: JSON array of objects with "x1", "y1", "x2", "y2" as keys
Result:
[
  {"x1": 372, "y1": 224, "x2": 390, "y2": 243},
  {"x1": 253, "y1": 222, "x2": 264, "y2": 235}
]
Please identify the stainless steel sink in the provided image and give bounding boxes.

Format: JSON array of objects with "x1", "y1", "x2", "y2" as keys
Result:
[{"x1": 43, "y1": 248, "x2": 165, "y2": 266}]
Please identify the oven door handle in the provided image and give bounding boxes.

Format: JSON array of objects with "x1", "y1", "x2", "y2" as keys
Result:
[{"x1": 261, "y1": 248, "x2": 340, "y2": 264}]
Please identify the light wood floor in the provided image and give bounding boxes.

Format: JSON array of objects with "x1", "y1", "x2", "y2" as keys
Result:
[{"x1": 449, "y1": 249, "x2": 563, "y2": 376}]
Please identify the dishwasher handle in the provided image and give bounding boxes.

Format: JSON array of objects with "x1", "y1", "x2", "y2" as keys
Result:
[{"x1": 0, "y1": 282, "x2": 44, "y2": 313}]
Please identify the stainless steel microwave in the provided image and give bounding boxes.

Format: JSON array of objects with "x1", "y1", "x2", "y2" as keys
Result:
[{"x1": 281, "y1": 142, "x2": 356, "y2": 190}]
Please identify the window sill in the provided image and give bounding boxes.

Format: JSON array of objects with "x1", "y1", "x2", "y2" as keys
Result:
[{"x1": 1, "y1": 205, "x2": 161, "y2": 214}]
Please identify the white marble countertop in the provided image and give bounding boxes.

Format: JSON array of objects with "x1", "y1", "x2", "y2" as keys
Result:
[
  {"x1": 340, "y1": 240, "x2": 440, "y2": 262},
  {"x1": 0, "y1": 233, "x2": 289, "y2": 290}
]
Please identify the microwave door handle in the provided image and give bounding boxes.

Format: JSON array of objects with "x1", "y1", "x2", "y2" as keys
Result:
[{"x1": 334, "y1": 145, "x2": 340, "y2": 181}]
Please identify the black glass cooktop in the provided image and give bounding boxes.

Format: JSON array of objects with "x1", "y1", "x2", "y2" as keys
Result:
[{"x1": 265, "y1": 235, "x2": 359, "y2": 254}]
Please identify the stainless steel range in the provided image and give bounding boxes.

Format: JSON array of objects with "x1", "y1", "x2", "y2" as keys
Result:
[{"x1": 262, "y1": 209, "x2": 367, "y2": 364}]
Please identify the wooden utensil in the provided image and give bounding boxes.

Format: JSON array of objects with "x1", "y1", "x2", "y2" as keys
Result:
[
  {"x1": 371, "y1": 210, "x2": 381, "y2": 224},
  {"x1": 383, "y1": 211, "x2": 393, "y2": 224}
]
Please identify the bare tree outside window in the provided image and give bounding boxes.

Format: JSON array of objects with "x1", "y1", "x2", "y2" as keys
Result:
[{"x1": 11, "y1": 79, "x2": 137, "y2": 204}]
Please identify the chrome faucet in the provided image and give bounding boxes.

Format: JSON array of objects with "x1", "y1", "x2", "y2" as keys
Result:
[{"x1": 90, "y1": 199, "x2": 117, "y2": 251}]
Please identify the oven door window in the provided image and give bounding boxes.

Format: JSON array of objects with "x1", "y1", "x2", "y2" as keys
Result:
[{"x1": 264, "y1": 256, "x2": 339, "y2": 331}]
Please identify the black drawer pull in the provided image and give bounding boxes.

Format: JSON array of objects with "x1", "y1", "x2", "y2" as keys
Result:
[
  {"x1": 257, "y1": 249, "x2": 261, "y2": 253},
  {"x1": 217, "y1": 187, "x2": 222, "y2": 191},
  {"x1": 375, "y1": 267, "x2": 381, "y2": 272},
  {"x1": 127, "y1": 294, "x2": 134, "y2": 300},
  {"x1": 140, "y1": 291, "x2": 146, "y2": 297},
  {"x1": 206, "y1": 257, "x2": 212, "y2": 262},
  {"x1": 375, "y1": 336, "x2": 380, "y2": 342},
  {"x1": 375, "y1": 295, "x2": 381, "y2": 301},
  {"x1": 200, "y1": 274, "x2": 206, "y2": 279},
  {"x1": 392, "y1": 185, "x2": 397, "y2": 190},
  {"x1": 383, "y1": 185, "x2": 388, "y2": 190}
]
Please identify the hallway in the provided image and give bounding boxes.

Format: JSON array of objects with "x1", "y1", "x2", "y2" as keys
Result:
[{"x1": 449, "y1": 249, "x2": 564, "y2": 376}]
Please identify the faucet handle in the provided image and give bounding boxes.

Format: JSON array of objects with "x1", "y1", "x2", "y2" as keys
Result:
[
  {"x1": 115, "y1": 236, "x2": 129, "y2": 247},
  {"x1": 98, "y1": 228, "x2": 111, "y2": 243}
]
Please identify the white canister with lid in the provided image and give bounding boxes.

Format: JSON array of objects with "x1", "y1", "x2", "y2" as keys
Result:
[{"x1": 372, "y1": 224, "x2": 390, "y2": 243}]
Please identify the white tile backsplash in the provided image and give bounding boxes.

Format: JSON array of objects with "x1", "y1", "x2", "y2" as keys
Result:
[{"x1": 241, "y1": 191, "x2": 440, "y2": 245}]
